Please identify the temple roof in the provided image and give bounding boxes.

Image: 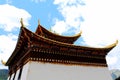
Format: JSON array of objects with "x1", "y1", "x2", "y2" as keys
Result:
[
  {"x1": 5, "y1": 20, "x2": 118, "y2": 75},
  {"x1": 35, "y1": 24, "x2": 82, "y2": 44},
  {"x1": 6, "y1": 24, "x2": 117, "y2": 66}
]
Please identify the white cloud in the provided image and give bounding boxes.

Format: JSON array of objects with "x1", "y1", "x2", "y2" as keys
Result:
[
  {"x1": 106, "y1": 43, "x2": 120, "y2": 70},
  {"x1": 52, "y1": 0, "x2": 85, "y2": 35},
  {"x1": 0, "y1": 4, "x2": 31, "y2": 32},
  {"x1": 0, "y1": 4, "x2": 31, "y2": 68},
  {"x1": 80, "y1": 0, "x2": 120, "y2": 70},
  {"x1": 106, "y1": 56, "x2": 118, "y2": 67},
  {"x1": 0, "y1": 34, "x2": 17, "y2": 69},
  {"x1": 52, "y1": 0, "x2": 120, "y2": 46},
  {"x1": 0, "y1": 34, "x2": 17, "y2": 61},
  {"x1": 51, "y1": 19, "x2": 67, "y2": 34},
  {"x1": 81, "y1": 0, "x2": 120, "y2": 47}
]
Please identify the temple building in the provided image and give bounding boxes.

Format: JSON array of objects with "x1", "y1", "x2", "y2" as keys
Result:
[{"x1": 6, "y1": 19, "x2": 118, "y2": 80}]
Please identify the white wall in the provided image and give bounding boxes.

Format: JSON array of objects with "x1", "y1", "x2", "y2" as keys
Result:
[
  {"x1": 9, "y1": 73, "x2": 14, "y2": 80},
  {"x1": 21, "y1": 62, "x2": 30, "y2": 80},
  {"x1": 25, "y1": 61, "x2": 112, "y2": 80},
  {"x1": 14, "y1": 69, "x2": 20, "y2": 80}
]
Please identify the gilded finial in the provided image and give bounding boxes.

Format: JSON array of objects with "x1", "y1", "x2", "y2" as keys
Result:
[
  {"x1": 1, "y1": 60, "x2": 6, "y2": 65},
  {"x1": 20, "y1": 18, "x2": 24, "y2": 27},
  {"x1": 38, "y1": 19, "x2": 40, "y2": 25},
  {"x1": 104, "y1": 40, "x2": 118, "y2": 48}
]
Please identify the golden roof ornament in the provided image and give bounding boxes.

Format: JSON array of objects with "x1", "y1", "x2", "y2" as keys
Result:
[
  {"x1": 1, "y1": 60, "x2": 6, "y2": 65},
  {"x1": 38, "y1": 19, "x2": 40, "y2": 25},
  {"x1": 20, "y1": 18, "x2": 25, "y2": 27},
  {"x1": 104, "y1": 40, "x2": 118, "y2": 48}
]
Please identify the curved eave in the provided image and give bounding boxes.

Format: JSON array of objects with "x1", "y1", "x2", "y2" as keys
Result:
[
  {"x1": 103, "y1": 40, "x2": 118, "y2": 49},
  {"x1": 6, "y1": 27, "x2": 117, "y2": 66},
  {"x1": 35, "y1": 25, "x2": 82, "y2": 43},
  {"x1": 78, "y1": 40, "x2": 118, "y2": 50},
  {"x1": 5, "y1": 27, "x2": 25, "y2": 66},
  {"x1": 35, "y1": 27, "x2": 117, "y2": 53}
]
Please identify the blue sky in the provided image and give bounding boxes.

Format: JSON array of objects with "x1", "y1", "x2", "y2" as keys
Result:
[{"x1": 0, "y1": 0, "x2": 120, "y2": 70}]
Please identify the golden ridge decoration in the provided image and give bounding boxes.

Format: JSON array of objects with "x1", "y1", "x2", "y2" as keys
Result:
[
  {"x1": 1, "y1": 60, "x2": 6, "y2": 65},
  {"x1": 20, "y1": 18, "x2": 25, "y2": 27},
  {"x1": 38, "y1": 19, "x2": 40, "y2": 25}
]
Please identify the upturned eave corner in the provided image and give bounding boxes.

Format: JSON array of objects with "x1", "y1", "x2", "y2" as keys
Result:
[{"x1": 104, "y1": 40, "x2": 118, "y2": 49}]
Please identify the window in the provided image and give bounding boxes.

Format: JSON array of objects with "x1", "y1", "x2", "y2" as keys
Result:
[
  {"x1": 13, "y1": 72, "x2": 16, "y2": 80},
  {"x1": 17, "y1": 67, "x2": 23, "y2": 80}
]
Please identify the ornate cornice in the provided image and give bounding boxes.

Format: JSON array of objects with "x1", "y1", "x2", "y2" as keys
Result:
[{"x1": 6, "y1": 20, "x2": 117, "y2": 76}]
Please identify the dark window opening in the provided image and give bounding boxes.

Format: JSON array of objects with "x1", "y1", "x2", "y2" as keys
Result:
[
  {"x1": 17, "y1": 67, "x2": 23, "y2": 80},
  {"x1": 13, "y1": 71, "x2": 16, "y2": 80}
]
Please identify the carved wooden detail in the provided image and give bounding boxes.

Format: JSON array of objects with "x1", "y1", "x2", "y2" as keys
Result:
[{"x1": 6, "y1": 26, "x2": 117, "y2": 76}]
